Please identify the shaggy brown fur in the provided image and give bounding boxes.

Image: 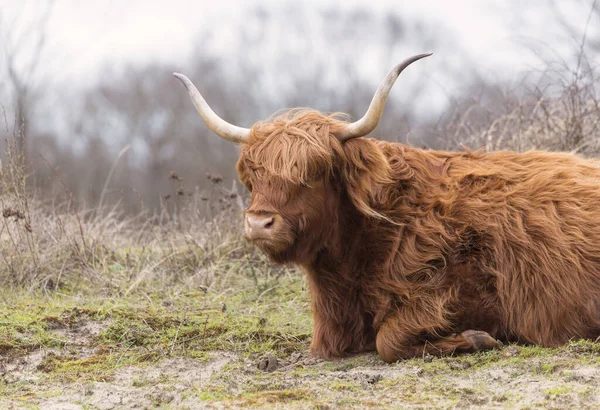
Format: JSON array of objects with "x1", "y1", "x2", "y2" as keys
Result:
[{"x1": 236, "y1": 109, "x2": 600, "y2": 362}]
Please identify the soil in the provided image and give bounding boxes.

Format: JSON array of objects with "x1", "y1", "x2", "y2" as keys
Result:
[
  {"x1": 2, "y1": 319, "x2": 599, "y2": 409},
  {"x1": 2, "y1": 288, "x2": 599, "y2": 409}
]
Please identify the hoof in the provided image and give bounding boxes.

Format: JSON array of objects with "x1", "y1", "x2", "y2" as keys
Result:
[{"x1": 461, "y1": 330, "x2": 503, "y2": 351}]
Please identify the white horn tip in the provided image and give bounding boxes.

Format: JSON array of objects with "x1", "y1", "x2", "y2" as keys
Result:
[
  {"x1": 173, "y1": 72, "x2": 192, "y2": 89},
  {"x1": 173, "y1": 72, "x2": 190, "y2": 82},
  {"x1": 413, "y1": 52, "x2": 433, "y2": 60}
]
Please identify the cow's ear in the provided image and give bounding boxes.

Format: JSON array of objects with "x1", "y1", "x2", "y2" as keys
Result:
[
  {"x1": 236, "y1": 157, "x2": 253, "y2": 191},
  {"x1": 340, "y1": 139, "x2": 393, "y2": 219}
]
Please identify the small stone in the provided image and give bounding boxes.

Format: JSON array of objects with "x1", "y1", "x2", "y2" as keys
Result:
[
  {"x1": 289, "y1": 352, "x2": 303, "y2": 363},
  {"x1": 502, "y1": 346, "x2": 519, "y2": 357},
  {"x1": 366, "y1": 374, "x2": 383, "y2": 384},
  {"x1": 448, "y1": 360, "x2": 472, "y2": 370},
  {"x1": 257, "y1": 353, "x2": 279, "y2": 372}
]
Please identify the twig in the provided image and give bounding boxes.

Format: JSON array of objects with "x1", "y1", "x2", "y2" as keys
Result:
[
  {"x1": 201, "y1": 315, "x2": 209, "y2": 350},
  {"x1": 98, "y1": 144, "x2": 130, "y2": 213},
  {"x1": 39, "y1": 154, "x2": 87, "y2": 253}
]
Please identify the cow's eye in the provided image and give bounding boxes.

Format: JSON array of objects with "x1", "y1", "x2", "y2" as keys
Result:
[{"x1": 254, "y1": 168, "x2": 265, "y2": 179}]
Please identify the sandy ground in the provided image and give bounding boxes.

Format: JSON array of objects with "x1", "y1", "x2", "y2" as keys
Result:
[
  {"x1": 2, "y1": 330, "x2": 600, "y2": 409},
  {"x1": 2, "y1": 290, "x2": 599, "y2": 409}
]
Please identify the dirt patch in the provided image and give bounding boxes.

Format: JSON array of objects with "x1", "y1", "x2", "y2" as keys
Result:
[
  {"x1": 2, "y1": 352, "x2": 235, "y2": 409},
  {"x1": 201, "y1": 349, "x2": 600, "y2": 409},
  {"x1": 2, "y1": 287, "x2": 599, "y2": 408},
  {"x1": 2, "y1": 343, "x2": 600, "y2": 409},
  {"x1": 1, "y1": 318, "x2": 111, "y2": 384},
  {"x1": 47, "y1": 318, "x2": 111, "y2": 347},
  {"x1": 69, "y1": 354, "x2": 233, "y2": 409},
  {"x1": 1, "y1": 348, "x2": 59, "y2": 383}
]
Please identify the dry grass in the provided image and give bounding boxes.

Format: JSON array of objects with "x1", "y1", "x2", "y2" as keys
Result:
[
  {"x1": 4, "y1": 66, "x2": 600, "y2": 293},
  {"x1": 436, "y1": 48, "x2": 600, "y2": 155},
  {"x1": 0, "y1": 123, "x2": 291, "y2": 294}
]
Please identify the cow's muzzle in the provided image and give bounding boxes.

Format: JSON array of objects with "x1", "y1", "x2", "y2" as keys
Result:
[{"x1": 244, "y1": 212, "x2": 282, "y2": 241}]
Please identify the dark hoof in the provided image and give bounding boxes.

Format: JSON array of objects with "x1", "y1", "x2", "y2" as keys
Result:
[{"x1": 461, "y1": 330, "x2": 503, "y2": 351}]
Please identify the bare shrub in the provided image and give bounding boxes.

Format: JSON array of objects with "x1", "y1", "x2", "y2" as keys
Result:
[
  {"x1": 431, "y1": 0, "x2": 600, "y2": 155},
  {"x1": 0, "y1": 119, "x2": 290, "y2": 293},
  {"x1": 435, "y1": 78, "x2": 600, "y2": 155}
]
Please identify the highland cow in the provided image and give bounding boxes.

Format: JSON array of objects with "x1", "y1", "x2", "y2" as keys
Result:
[{"x1": 174, "y1": 54, "x2": 600, "y2": 362}]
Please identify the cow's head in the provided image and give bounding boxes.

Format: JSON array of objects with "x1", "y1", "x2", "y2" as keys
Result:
[{"x1": 174, "y1": 54, "x2": 431, "y2": 263}]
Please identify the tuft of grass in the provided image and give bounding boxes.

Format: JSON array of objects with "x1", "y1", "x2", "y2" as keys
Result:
[
  {"x1": 236, "y1": 388, "x2": 314, "y2": 406},
  {"x1": 545, "y1": 385, "x2": 571, "y2": 397}
]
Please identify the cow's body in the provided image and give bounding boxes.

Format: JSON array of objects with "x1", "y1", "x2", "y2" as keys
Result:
[
  {"x1": 298, "y1": 139, "x2": 600, "y2": 360},
  {"x1": 174, "y1": 54, "x2": 600, "y2": 362}
]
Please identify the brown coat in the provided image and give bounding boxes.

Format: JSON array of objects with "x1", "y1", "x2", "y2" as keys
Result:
[{"x1": 236, "y1": 110, "x2": 600, "y2": 362}]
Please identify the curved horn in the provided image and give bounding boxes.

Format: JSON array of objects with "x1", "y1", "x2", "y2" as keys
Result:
[
  {"x1": 336, "y1": 53, "x2": 432, "y2": 141},
  {"x1": 173, "y1": 73, "x2": 250, "y2": 143}
]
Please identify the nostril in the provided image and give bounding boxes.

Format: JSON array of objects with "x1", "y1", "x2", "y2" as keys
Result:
[
  {"x1": 263, "y1": 218, "x2": 274, "y2": 229},
  {"x1": 246, "y1": 214, "x2": 277, "y2": 235}
]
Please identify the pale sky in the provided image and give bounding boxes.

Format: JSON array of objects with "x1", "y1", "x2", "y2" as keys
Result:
[
  {"x1": 0, "y1": 0, "x2": 598, "y2": 125},
  {"x1": 43, "y1": 0, "x2": 507, "y2": 76},
  {"x1": 2, "y1": 0, "x2": 582, "y2": 82}
]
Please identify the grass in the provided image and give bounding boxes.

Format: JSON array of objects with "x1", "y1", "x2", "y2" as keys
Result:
[
  {"x1": 0, "y1": 273, "x2": 314, "y2": 407},
  {"x1": 1, "y1": 274, "x2": 311, "y2": 366},
  {"x1": 5, "y1": 266, "x2": 599, "y2": 408}
]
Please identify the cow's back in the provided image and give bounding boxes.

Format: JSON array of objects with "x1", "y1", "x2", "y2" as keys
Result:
[
  {"x1": 442, "y1": 150, "x2": 600, "y2": 345},
  {"x1": 381, "y1": 144, "x2": 600, "y2": 346}
]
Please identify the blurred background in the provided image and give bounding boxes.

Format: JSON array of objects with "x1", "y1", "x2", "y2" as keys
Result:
[{"x1": 1, "y1": 0, "x2": 599, "y2": 214}]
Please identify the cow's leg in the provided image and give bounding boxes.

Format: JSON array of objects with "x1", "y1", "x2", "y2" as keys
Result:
[
  {"x1": 309, "y1": 310, "x2": 375, "y2": 358},
  {"x1": 309, "y1": 313, "x2": 352, "y2": 358},
  {"x1": 306, "y1": 273, "x2": 376, "y2": 358},
  {"x1": 376, "y1": 323, "x2": 502, "y2": 363}
]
